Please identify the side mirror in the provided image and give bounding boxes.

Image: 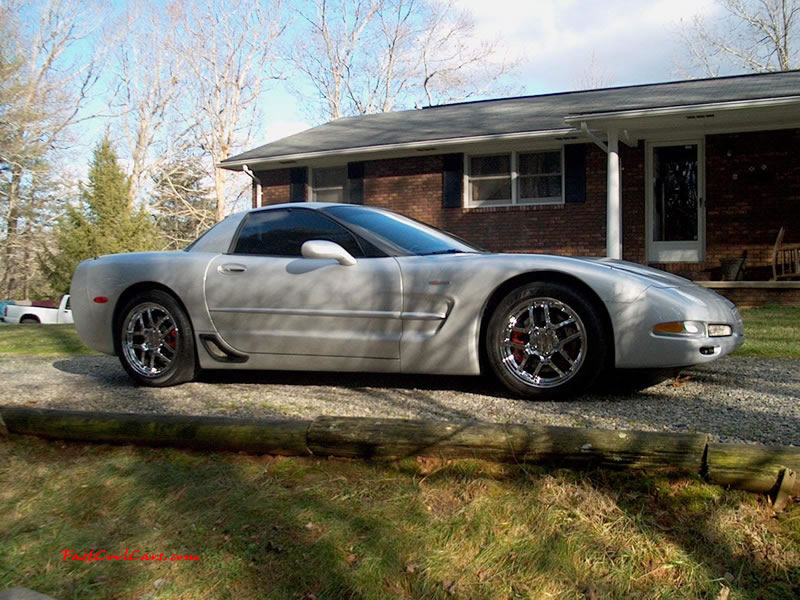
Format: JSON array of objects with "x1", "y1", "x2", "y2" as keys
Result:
[{"x1": 301, "y1": 240, "x2": 357, "y2": 266}]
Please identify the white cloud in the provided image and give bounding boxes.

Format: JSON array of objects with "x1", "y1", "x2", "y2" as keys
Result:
[{"x1": 449, "y1": 0, "x2": 720, "y2": 92}]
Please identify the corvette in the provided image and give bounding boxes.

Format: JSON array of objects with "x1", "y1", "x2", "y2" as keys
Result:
[{"x1": 71, "y1": 203, "x2": 744, "y2": 398}]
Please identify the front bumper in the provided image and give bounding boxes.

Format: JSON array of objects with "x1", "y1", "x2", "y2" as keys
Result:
[{"x1": 611, "y1": 287, "x2": 745, "y2": 369}]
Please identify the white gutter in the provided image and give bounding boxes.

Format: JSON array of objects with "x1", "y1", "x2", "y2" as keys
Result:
[
  {"x1": 218, "y1": 128, "x2": 576, "y2": 169},
  {"x1": 580, "y1": 122, "x2": 607, "y2": 152},
  {"x1": 564, "y1": 95, "x2": 800, "y2": 123},
  {"x1": 242, "y1": 165, "x2": 262, "y2": 208}
]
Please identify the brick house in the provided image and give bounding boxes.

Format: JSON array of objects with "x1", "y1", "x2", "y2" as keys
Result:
[{"x1": 220, "y1": 71, "x2": 800, "y2": 303}]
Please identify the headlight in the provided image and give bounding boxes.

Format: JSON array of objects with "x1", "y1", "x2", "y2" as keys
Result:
[
  {"x1": 653, "y1": 321, "x2": 705, "y2": 336},
  {"x1": 708, "y1": 324, "x2": 733, "y2": 337}
]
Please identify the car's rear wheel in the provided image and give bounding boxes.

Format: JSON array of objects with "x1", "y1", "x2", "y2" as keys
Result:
[
  {"x1": 117, "y1": 290, "x2": 197, "y2": 387},
  {"x1": 486, "y1": 282, "x2": 609, "y2": 399},
  {"x1": 20, "y1": 316, "x2": 39, "y2": 324}
]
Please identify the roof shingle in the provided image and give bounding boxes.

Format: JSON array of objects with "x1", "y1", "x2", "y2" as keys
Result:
[{"x1": 222, "y1": 70, "x2": 800, "y2": 166}]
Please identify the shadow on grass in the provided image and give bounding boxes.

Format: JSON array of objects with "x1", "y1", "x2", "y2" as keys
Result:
[{"x1": 1, "y1": 434, "x2": 798, "y2": 600}]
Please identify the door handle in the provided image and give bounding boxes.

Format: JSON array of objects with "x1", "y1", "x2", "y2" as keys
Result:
[{"x1": 218, "y1": 263, "x2": 247, "y2": 274}]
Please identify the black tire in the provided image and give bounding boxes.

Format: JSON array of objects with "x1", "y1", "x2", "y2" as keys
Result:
[
  {"x1": 115, "y1": 290, "x2": 197, "y2": 387},
  {"x1": 20, "y1": 316, "x2": 40, "y2": 324},
  {"x1": 485, "y1": 282, "x2": 609, "y2": 399}
]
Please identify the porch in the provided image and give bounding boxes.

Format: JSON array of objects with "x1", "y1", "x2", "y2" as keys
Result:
[{"x1": 698, "y1": 281, "x2": 800, "y2": 308}]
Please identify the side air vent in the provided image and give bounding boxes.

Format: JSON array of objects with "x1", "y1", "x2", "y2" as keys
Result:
[{"x1": 199, "y1": 334, "x2": 249, "y2": 363}]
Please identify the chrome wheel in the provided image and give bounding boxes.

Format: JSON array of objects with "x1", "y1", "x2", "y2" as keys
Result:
[
  {"x1": 499, "y1": 297, "x2": 587, "y2": 389},
  {"x1": 121, "y1": 302, "x2": 180, "y2": 378}
]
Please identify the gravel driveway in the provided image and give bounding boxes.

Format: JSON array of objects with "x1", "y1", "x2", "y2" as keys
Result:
[{"x1": 0, "y1": 355, "x2": 797, "y2": 446}]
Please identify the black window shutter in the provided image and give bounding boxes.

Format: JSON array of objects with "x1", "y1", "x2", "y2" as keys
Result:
[
  {"x1": 442, "y1": 153, "x2": 464, "y2": 208},
  {"x1": 347, "y1": 162, "x2": 364, "y2": 204},
  {"x1": 290, "y1": 167, "x2": 307, "y2": 202},
  {"x1": 564, "y1": 144, "x2": 587, "y2": 204}
]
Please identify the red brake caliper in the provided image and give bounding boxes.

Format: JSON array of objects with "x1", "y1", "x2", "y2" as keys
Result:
[
  {"x1": 165, "y1": 328, "x2": 177, "y2": 349},
  {"x1": 510, "y1": 331, "x2": 527, "y2": 365}
]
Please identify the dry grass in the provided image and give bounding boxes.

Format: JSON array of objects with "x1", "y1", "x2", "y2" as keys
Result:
[{"x1": 1, "y1": 437, "x2": 798, "y2": 600}]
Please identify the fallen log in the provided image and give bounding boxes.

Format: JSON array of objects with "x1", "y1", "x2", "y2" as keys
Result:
[
  {"x1": 308, "y1": 417, "x2": 708, "y2": 470},
  {"x1": 1, "y1": 407, "x2": 798, "y2": 499},
  {"x1": 706, "y1": 442, "x2": 800, "y2": 495},
  {"x1": 0, "y1": 407, "x2": 310, "y2": 456}
]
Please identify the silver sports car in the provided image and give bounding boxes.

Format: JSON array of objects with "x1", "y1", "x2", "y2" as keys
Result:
[{"x1": 71, "y1": 203, "x2": 744, "y2": 398}]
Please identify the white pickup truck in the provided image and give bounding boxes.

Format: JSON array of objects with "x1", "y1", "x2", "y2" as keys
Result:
[{"x1": 2, "y1": 295, "x2": 74, "y2": 325}]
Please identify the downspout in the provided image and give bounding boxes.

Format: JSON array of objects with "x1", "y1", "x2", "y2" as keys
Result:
[
  {"x1": 606, "y1": 129, "x2": 622, "y2": 260},
  {"x1": 242, "y1": 165, "x2": 261, "y2": 209},
  {"x1": 581, "y1": 121, "x2": 622, "y2": 260}
]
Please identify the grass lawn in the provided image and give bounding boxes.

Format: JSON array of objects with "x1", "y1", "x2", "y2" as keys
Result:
[
  {"x1": 733, "y1": 306, "x2": 800, "y2": 359},
  {"x1": 0, "y1": 323, "x2": 97, "y2": 356},
  {"x1": 0, "y1": 306, "x2": 797, "y2": 359},
  {"x1": 1, "y1": 307, "x2": 797, "y2": 597},
  {"x1": 0, "y1": 436, "x2": 798, "y2": 600}
]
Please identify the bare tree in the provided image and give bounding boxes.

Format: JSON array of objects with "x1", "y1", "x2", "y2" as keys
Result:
[
  {"x1": 151, "y1": 155, "x2": 215, "y2": 249},
  {"x1": 0, "y1": 0, "x2": 103, "y2": 298},
  {"x1": 111, "y1": 2, "x2": 188, "y2": 206},
  {"x1": 291, "y1": 0, "x2": 518, "y2": 121},
  {"x1": 575, "y1": 51, "x2": 614, "y2": 90},
  {"x1": 681, "y1": 0, "x2": 799, "y2": 76},
  {"x1": 293, "y1": 0, "x2": 380, "y2": 120},
  {"x1": 416, "y1": 0, "x2": 516, "y2": 107},
  {"x1": 171, "y1": 0, "x2": 287, "y2": 223}
]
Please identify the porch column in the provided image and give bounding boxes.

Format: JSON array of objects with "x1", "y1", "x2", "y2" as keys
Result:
[{"x1": 606, "y1": 128, "x2": 622, "y2": 259}]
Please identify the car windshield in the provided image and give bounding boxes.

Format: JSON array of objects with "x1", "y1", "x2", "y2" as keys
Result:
[{"x1": 324, "y1": 205, "x2": 486, "y2": 256}]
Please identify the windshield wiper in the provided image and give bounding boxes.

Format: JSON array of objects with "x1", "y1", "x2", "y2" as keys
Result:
[{"x1": 418, "y1": 249, "x2": 476, "y2": 256}]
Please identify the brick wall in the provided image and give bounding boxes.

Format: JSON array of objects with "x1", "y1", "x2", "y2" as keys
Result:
[
  {"x1": 620, "y1": 144, "x2": 646, "y2": 264},
  {"x1": 256, "y1": 128, "x2": 800, "y2": 277},
  {"x1": 260, "y1": 150, "x2": 609, "y2": 256},
  {"x1": 256, "y1": 168, "x2": 293, "y2": 206}
]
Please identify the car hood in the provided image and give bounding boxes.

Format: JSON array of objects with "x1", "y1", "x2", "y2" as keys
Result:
[{"x1": 572, "y1": 257, "x2": 695, "y2": 288}]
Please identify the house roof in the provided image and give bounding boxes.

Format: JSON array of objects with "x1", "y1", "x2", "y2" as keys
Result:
[{"x1": 221, "y1": 70, "x2": 800, "y2": 169}]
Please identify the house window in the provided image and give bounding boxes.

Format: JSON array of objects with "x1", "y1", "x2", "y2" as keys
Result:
[
  {"x1": 311, "y1": 166, "x2": 348, "y2": 203},
  {"x1": 469, "y1": 154, "x2": 512, "y2": 204},
  {"x1": 467, "y1": 149, "x2": 564, "y2": 207},
  {"x1": 519, "y1": 151, "x2": 562, "y2": 203}
]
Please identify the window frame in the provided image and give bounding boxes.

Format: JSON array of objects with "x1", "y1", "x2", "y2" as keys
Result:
[
  {"x1": 466, "y1": 148, "x2": 565, "y2": 208},
  {"x1": 467, "y1": 152, "x2": 513, "y2": 206},
  {"x1": 229, "y1": 207, "x2": 369, "y2": 258}
]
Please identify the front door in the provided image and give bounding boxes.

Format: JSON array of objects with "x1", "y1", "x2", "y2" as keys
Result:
[
  {"x1": 204, "y1": 207, "x2": 403, "y2": 359},
  {"x1": 647, "y1": 141, "x2": 704, "y2": 262}
]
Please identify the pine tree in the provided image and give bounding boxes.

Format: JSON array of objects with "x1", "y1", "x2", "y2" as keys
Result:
[{"x1": 41, "y1": 136, "x2": 161, "y2": 293}]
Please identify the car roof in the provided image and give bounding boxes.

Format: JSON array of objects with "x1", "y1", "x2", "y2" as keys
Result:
[{"x1": 250, "y1": 202, "x2": 349, "y2": 212}]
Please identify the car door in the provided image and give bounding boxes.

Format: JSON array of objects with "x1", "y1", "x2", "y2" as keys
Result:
[{"x1": 204, "y1": 207, "x2": 403, "y2": 359}]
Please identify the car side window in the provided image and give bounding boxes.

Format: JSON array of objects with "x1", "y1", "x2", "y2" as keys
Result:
[{"x1": 233, "y1": 208, "x2": 365, "y2": 257}]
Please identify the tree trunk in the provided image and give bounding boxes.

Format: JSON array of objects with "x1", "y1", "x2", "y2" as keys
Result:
[
  {"x1": 2, "y1": 164, "x2": 22, "y2": 298},
  {"x1": 0, "y1": 407, "x2": 311, "y2": 455},
  {"x1": 307, "y1": 417, "x2": 709, "y2": 471},
  {"x1": 706, "y1": 442, "x2": 800, "y2": 495},
  {"x1": 214, "y1": 165, "x2": 226, "y2": 222},
  {"x1": 4, "y1": 409, "x2": 799, "y2": 496}
]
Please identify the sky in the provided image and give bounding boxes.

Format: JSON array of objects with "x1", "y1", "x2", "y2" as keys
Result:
[
  {"x1": 51, "y1": 0, "x2": 722, "y2": 186},
  {"x1": 258, "y1": 0, "x2": 720, "y2": 144}
]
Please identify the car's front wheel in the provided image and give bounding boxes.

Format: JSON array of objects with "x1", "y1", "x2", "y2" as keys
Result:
[
  {"x1": 116, "y1": 290, "x2": 197, "y2": 387},
  {"x1": 486, "y1": 282, "x2": 609, "y2": 399}
]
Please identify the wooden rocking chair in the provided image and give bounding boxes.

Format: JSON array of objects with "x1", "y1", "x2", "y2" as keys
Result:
[{"x1": 771, "y1": 227, "x2": 800, "y2": 280}]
